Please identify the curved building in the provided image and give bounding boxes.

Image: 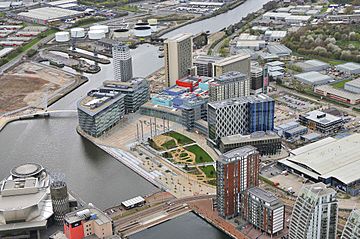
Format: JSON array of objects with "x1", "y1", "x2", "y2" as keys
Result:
[
  {"x1": 50, "y1": 180, "x2": 70, "y2": 223},
  {"x1": 0, "y1": 163, "x2": 53, "y2": 238}
]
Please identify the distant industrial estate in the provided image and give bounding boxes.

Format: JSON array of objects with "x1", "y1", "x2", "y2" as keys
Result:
[{"x1": 2, "y1": 0, "x2": 360, "y2": 239}]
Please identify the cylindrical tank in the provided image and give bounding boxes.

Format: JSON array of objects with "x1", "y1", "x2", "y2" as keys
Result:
[
  {"x1": 88, "y1": 30, "x2": 105, "y2": 40},
  {"x1": 70, "y1": 27, "x2": 85, "y2": 38},
  {"x1": 55, "y1": 32, "x2": 70, "y2": 42},
  {"x1": 133, "y1": 26, "x2": 151, "y2": 37},
  {"x1": 89, "y1": 25, "x2": 109, "y2": 34},
  {"x1": 50, "y1": 181, "x2": 70, "y2": 223},
  {"x1": 113, "y1": 28, "x2": 130, "y2": 38},
  {"x1": 147, "y1": 18, "x2": 158, "y2": 26}
]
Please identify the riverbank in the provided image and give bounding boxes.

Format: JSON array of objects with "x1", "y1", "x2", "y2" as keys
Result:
[{"x1": 155, "y1": 0, "x2": 246, "y2": 38}]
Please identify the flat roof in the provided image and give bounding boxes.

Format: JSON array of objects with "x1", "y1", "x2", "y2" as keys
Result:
[
  {"x1": 282, "y1": 134, "x2": 360, "y2": 184},
  {"x1": 315, "y1": 84, "x2": 360, "y2": 101},
  {"x1": 265, "y1": 30, "x2": 287, "y2": 38},
  {"x1": 164, "y1": 33, "x2": 192, "y2": 42},
  {"x1": 267, "y1": 44, "x2": 292, "y2": 55},
  {"x1": 214, "y1": 54, "x2": 250, "y2": 67},
  {"x1": 65, "y1": 207, "x2": 111, "y2": 225},
  {"x1": 304, "y1": 59, "x2": 329, "y2": 67},
  {"x1": 345, "y1": 78, "x2": 360, "y2": 88},
  {"x1": 301, "y1": 132, "x2": 322, "y2": 141},
  {"x1": 221, "y1": 131, "x2": 280, "y2": 145},
  {"x1": 337, "y1": 62, "x2": 360, "y2": 71},
  {"x1": 301, "y1": 110, "x2": 342, "y2": 125},
  {"x1": 47, "y1": 0, "x2": 77, "y2": 6},
  {"x1": 295, "y1": 71, "x2": 332, "y2": 83},
  {"x1": 18, "y1": 7, "x2": 82, "y2": 21},
  {"x1": 0, "y1": 47, "x2": 13, "y2": 57},
  {"x1": 122, "y1": 196, "x2": 145, "y2": 208},
  {"x1": 285, "y1": 125, "x2": 307, "y2": 134},
  {"x1": 219, "y1": 145, "x2": 257, "y2": 163},
  {"x1": 208, "y1": 94, "x2": 273, "y2": 109},
  {"x1": 189, "y1": 1, "x2": 224, "y2": 6},
  {"x1": 291, "y1": 137, "x2": 336, "y2": 156},
  {"x1": 248, "y1": 187, "x2": 281, "y2": 205},
  {"x1": 193, "y1": 54, "x2": 222, "y2": 64}
]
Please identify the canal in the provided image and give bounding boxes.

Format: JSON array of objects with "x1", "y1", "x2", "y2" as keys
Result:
[{"x1": 0, "y1": 0, "x2": 271, "y2": 237}]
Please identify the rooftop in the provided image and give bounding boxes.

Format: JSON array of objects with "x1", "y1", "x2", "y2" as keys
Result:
[
  {"x1": 64, "y1": 207, "x2": 112, "y2": 225},
  {"x1": 301, "y1": 110, "x2": 342, "y2": 125},
  {"x1": 337, "y1": 62, "x2": 360, "y2": 71},
  {"x1": 315, "y1": 84, "x2": 360, "y2": 101},
  {"x1": 248, "y1": 187, "x2": 281, "y2": 205},
  {"x1": 280, "y1": 134, "x2": 360, "y2": 185},
  {"x1": 122, "y1": 196, "x2": 145, "y2": 208},
  {"x1": 219, "y1": 145, "x2": 257, "y2": 163},
  {"x1": 345, "y1": 78, "x2": 360, "y2": 88},
  {"x1": 165, "y1": 33, "x2": 192, "y2": 43},
  {"x1": 267, "y1": 44, "x2": 292, "y2": 55},
  {"x1": 290, "y1": 137, "x2": 336, "y2": 156},
  {"x1": 212, "y1": 71, "x2": 246, "y2": 84},
  {"x1": 221, "y1": 131, "x2": 280, "y2": 145},
  {"x1": 295, "y1": 71, "x2": 332, "y2": 83},
  {"x1": 193, "y1": 54, "x2": 222, "y2": 64},
  {"x1": 214, "y1": 54, "x2": 250, "y2": 67},
  {"x1": 208, "y1": 94, "x2": 273, "y2": 109},
  {"x1": 18, "y1": 7, "x2": 82, "y2": 21}
]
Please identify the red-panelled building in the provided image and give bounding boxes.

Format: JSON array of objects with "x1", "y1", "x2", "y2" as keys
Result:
[
  {"x1": 216, "y1": 146, "x2": 260, "y2": 218},
  {"x1": 176, "y1": 76, "x2": 202, "y2": 92}
]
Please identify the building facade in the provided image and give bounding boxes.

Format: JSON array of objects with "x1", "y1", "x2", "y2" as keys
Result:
[
  {"x1": 216, "y1": 146, "x2": 260, "y2": 219},
  {"x1": 77, "y1": 88, "x2": 125, "y2": 137},
  {"x1": 299, "y1": 110, "x2": 343, "y2": 134},
  {"x1": 208, "y1": 95, "x2": 274, "y2": 144},
  {"x1": 341, "y1": 209, "x2": 360, "y2": 239},
  {"x1": 164, "y1": 33, "x2": 193, "y2": 87},
  {"x1": 241, "y1": 187, "x2": 285, "y2": 235},
  {"x1": 209, "y1": 71, "x2": 250, "y2": 102},
  {"x1": 289, "y1": 183, "x2": 338, "y2": 239},
  {"x1": 64, "y1": 207, "x2": 113, "y2": 239},
  {"x1": 250, "y1": 66, "x2": 263, "y2": 94},
  {"x1": 103, "y1": 78, "x2": 150, "y2": 114},
  {"x1": 112, "y1": 43, "x2": 133, "y2": 82},
  {"x1": 193, "y1": 54, "x2": 222, "y2": 77},
  {"x1": 213, "y1": 54, "x2": 251, "y2": 78}
]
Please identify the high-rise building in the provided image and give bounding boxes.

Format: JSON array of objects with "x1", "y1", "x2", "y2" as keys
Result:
[
  {"x1": 193, "y1": 54, "x2": 222, "y2": 77},
  {"x1": 164, "y1": 33, "x2": 193, "y2": 87},
  {"x1": 209, "y1": 71, "x2": 250, "y2": 102},
  {"x1": 50, "y1": 180, "x2": 70, "y2": 223},
  {"x1": 64, "y1": 206, "x2": 113, "y2": 239},
  {"x1": 241, "y1": 187, "x2": 285, "y2": 235},
  {"x1": 77, "y1": 88, "x2": 125, "y2": 137},
  {"x1": 341, "y1": 209, "x2": 360, "y2": 239},
  {"x1": 250, "y1": 66, "x2": 264, "y2": 95},
  {"x1": 103, "y1": 78, "x2": 150, "y2": 114},
  {"x1": 213, "y1": 54, "x2": 251, "y2": 78},
  {"x1": 112, "y1": 43, "x2": 133, "y2": 82},
  {"x1": 216, "y1": 146, "x2": 260, "y2": 219},
  {"x1": 207, "y1": 94, "x2": 274, "y2": 144},
  {"x1": 289, "y1": 183, "x2": 338, "y2": 239}
]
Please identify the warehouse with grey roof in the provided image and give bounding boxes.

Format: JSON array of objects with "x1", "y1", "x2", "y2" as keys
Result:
[{"x1": 295, "y1": 71, "x2": 333, "y2": 86}]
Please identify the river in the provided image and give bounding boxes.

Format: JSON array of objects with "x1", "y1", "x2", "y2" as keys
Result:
[{"x1": 0, "y1": 0, "x2": 269, "y2": 237}]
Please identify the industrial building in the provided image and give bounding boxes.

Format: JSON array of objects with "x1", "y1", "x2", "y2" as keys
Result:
[
  {"x1": 295, "y1": 59, "x2": 329, "y2": 72},
  {"x1": 17, "y1": 7, "x2": 83, "y2": 25},
  {"x1": 344, "y1": 78, "x2": 360, "y2": 94},
  {"x1": 112, "y1": 43, "x2": 133, "y2": 82},
  {"x1": 77, "y1": 88, "x2": 125, "y2": 137},
  {"x1": 216, "y1": 146, "x2": 260, "y2": 219},
  {"x1": 289, "y1": 183, "x2": 338, "y2": 239},
  {"x1": 208, "y1": 71, "x2": 250, "y2": 102},
  {"x1": 264, "y1": 30, "x2": 287, "y2": 42},
  {"x1": 283, "y1": 125, "x2": 308, "y2": 139},
  {"x1": 295, "y1": 71, "x2": 333, "y2": 86},
  {"x1": 207, "y1": 94, "x2": 274, "y2": 144},
  {"x1": 164, "y1": 33, "x2": 193, "y2": 87},
  {"x1": 274, "y1": 121, "x2": 300, "y2": 137},
  {"x1": 279, "y1": 134, "x2": 360, "y2": 196},
  {"x1": 103, "y1": 78, "x2": 150, "y2": 114},
  {"x1": 193, "y1": 54, "x2": 222, "y2": 77},
  {"x1": 241, "y1": 187, "x2": 285, "y2": 236},
  {"x1": 299, "y1": 110, "x2": 343, "y2": 134},
  {"x1": 213, "y1": 54, "x2": 251, "y2": 77},
  {"x1": 266, "y1": 44, "x2": 292, "y2": 57},
  {"x1": 341, "y1": 209, "x2": 360, "y2": 239},
  {"x1": 315, "y1": 84, "x2": 360, "y2": 105},
  {"x1": 219, "y1": 131, "x2": 281, "y2": 155},
  {"x1": 336, "y1": 62, "x2": 360, "y2": 75},
  {"x1": 64, "y1": 207, "x2": 113, "y2": 239}
]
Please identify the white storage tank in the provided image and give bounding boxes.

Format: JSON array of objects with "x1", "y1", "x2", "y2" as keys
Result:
[
  {"x1": 89, "y1": 25, "x2": 109, "y2": 34},
  {"x1": 55, "y1": 32, "x2": 70, "y2": 42},
  {"x1": 88, "y1": 30, "x2": 105, "y2": 40},
  {"x1": 134, "y1": 23, "x2": 151, "y2": 37},
  {"x1": 70, "y1": 28, "x2": 85, "y2": 38}
]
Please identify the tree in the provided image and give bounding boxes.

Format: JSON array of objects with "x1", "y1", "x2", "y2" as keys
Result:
[{"x1": 344, "y1": 6, "x2": 354, "y2": 14}]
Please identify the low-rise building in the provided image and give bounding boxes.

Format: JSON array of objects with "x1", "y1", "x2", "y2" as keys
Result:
[
  {"x1": 64, "y1": 207, "x2": 113, "y2": 239},
  {"x1": 17, "y1": 7, "x2": 83, "y2": 25},
  {"x1": 295, "y1": 71, "x2": 333, "y2": 86},
  {"x1": 315, "y1": 84, "x2": 360, "y2": 105},
  {"x1": 219, "y1": 131, "x2": 281, "y2": 155},
  {"x1": 295, "y1": 59, "x2": 330, "y2": 72},
  {"x1": 267, "y1": 44, "x2": 292, "y2": 57},
  {"x1": 264, "y1": 30, "x2": 287, "y2": 42},
  {"x1": 77, "y1": 88, "x2": 125, "y2": 137},
  {"x1": 284, "y1": 125, "x2": 308, "y2": 139},
  {"x1": 336, "y1": 62, "x2": 360, "y2": 75},
  {"x1": 241, "y1": 187, "x2": 285, "y2": 236},
  {"x1": 299, "y1": 110, "x2": 343, "y2": 134},
  {"x1": 344, "y1": 78, "x2": 360, "y2": 94}
]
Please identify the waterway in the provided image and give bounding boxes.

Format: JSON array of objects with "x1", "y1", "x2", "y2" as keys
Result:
[
  {"x1": 162, "y1": 0, "x2": 272, "y2": 38},
  {"x1": 0, "y1": 0, "x2": 269, "y2": 237}
]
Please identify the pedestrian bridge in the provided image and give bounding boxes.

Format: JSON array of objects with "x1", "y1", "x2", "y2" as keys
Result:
[{"x1": 19, "y1": 109, "x2": 78, "y2": 120}]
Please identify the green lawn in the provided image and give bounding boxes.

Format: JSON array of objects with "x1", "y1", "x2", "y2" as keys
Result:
[
  {"x1": 161, "y1": 139, "x2": 177, "y2": 150},
  {"x1": 200, "y1": 165, "x2": 216, "y2": 178},
  {"x1": 164, "y1": 131, "x2": 194, "y2": 145},
  {"x1": 331, "y1": 79, "x2": 352, "y2": 89},
  {"x1": 185, "y1": 145, "x2": 213, "y2": 164}
]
